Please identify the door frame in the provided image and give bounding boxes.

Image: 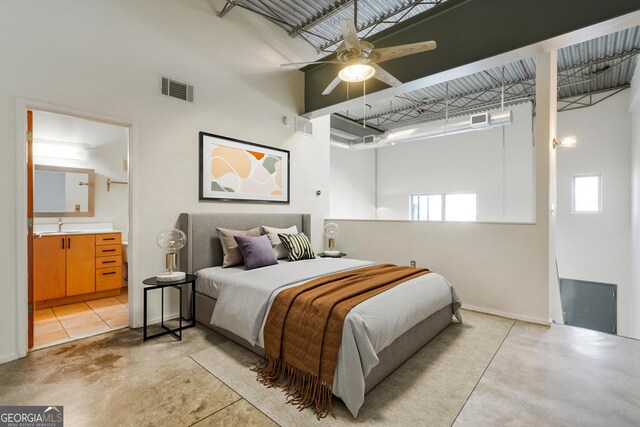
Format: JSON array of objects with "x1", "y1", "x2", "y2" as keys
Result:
[{"x1": 15, "y1": 99, "x2": 137, "y2": 356}]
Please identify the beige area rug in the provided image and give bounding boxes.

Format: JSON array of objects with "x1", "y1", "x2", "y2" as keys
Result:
[{"x1": 190, "y1": 310, "x2": 514, "y2": 427}]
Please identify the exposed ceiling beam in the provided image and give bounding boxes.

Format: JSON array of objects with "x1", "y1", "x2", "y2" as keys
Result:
[
  {"x1": 301, "y1": 1, "x2": 640, "y2": 118},
  {"x1": 315, "y1": 0, "x2": 443, "y2": 52},
  {"x1": 217, "y1": 0, "x2": 244, "y2": 18},
  {"x1": 358, "y1": 48, "x2": 640, "y2": 127},
  {"x1": 331, "y1": 113, "x2": 383, "y2": 137},
  {"x1": 557, "y1": 86, "x2": 629, "y2": 112},
  {"x1": 289, "y1": 1, "x2": 354, "y2": 39}
]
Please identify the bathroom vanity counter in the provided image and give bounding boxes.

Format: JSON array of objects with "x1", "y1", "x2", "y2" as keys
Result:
[{"x1": 34, "y1": 229, "x2": 119, "y2": 237}]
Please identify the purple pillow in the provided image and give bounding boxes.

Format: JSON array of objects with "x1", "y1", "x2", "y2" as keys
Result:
[{"x1": 233, "y1": 234, "x2": 278, "y2": 270}]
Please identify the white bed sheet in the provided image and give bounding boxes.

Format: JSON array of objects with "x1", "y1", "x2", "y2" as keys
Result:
[{"x1": 196, "y1": 260, "x2": 289, "y2": 299}]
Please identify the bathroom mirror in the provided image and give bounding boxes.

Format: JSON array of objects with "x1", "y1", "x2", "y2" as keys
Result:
[{"x1": 34, "y1": 165, "x2": 95, "y2": 217}]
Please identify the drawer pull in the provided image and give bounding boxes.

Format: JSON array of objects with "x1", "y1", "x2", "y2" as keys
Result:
[
  {"x1": 102, "y1": 260, "x2": 116, "y2": 264},
  {"x1": 103, "y1": 272, "x2": 116, "y2": 276},
  {"x1": 104, "y1": 238, "x2": 116, "y2": 241},
  {"x1": 103, "y1": 249, "x2": 116, "y2": 252}
]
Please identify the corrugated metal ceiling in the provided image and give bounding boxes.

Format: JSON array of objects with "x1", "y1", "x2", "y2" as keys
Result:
[
  {"x1": 235, "y1": 0, "x2": 445, "y2": 51},
  {"x1": 220, "y1": 1, "x2": 639, "y2": 129},
  {"x1": 336, "y1": 26, "x2": 640, "y2": 129}
]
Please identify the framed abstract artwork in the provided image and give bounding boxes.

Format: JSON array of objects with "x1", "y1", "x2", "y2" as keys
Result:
[{"x1": 199, "y1": 132, "x2": 290, "y2": 203}]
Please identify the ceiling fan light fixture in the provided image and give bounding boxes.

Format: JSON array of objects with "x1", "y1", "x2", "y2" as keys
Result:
[{"x1": 338, "y1": 64, "x2": 376, "y2": 83}]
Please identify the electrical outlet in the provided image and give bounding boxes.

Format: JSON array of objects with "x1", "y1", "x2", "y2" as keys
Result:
[{"x1": 410, "y1": 260, "x2": 416, "y2": 267}]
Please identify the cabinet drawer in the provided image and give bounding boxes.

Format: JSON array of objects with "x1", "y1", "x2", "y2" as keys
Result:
[
  {"x1": 96, "y1": 255, "x2": 122, "y2": 268},
  {"x1": 96, "y1": 266, "x2": 122, "y2": 291},
  {"x1": 96, "y1": 244, "x2": 122, "y2": 258},
  {"x1": 96, "y1": 233, "x2": 122, "y2": 246}
]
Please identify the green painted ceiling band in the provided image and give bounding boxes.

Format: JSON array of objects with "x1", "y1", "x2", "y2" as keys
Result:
[{"x1": 303, "y1": 0, "x2": 640, "y2": 114}]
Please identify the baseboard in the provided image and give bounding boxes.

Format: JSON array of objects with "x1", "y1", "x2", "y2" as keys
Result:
[
  {"x1": 36, "y1": 288, "x2": 121, "y2": 309},
  {"x1": 462, "y1": 304, "x2": 550, "y2": 326},
  {"x1": 132, "y1": 312, "x2": 183, "y2": 329}
]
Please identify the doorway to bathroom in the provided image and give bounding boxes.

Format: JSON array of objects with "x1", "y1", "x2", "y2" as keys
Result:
[{"x1": 26, "y1": 109, "x2": 131, "y2": 350}]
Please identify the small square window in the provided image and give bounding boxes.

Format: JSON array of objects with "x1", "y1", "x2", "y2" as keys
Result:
[{"x1": 572, "y1": 174, "x2": 601, "y2": 213}]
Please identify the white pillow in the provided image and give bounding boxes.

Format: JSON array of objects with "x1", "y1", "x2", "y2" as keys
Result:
[{"x1": 261, "y1": 225, "x2": 298, "y2": 259}]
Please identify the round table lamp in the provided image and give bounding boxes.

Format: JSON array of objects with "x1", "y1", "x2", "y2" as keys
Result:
[
  {"x1": 322, "y1": 223, "x2": 341, "y2": 256},
  {"x1": 156, "y1": 228, "x2": 187, "y2": 282}
]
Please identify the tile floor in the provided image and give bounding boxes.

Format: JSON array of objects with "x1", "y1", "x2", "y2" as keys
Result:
[{"x1": 33, "y1": 287, "x2": 129, "y2": 349}]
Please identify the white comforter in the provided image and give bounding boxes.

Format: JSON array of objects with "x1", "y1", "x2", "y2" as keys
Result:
[{"x1": 209, "y1": 258, "x2": 460, "y2": 418}]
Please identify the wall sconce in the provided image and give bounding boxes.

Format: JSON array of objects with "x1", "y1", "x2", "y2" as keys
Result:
[{"x1": 553, "y1": 135, "x2": 577, "y2": 149}]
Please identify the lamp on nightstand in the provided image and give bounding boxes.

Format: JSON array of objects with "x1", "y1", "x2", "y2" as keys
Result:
[
  {"x1": 322, "y1": 222, "x2": 341, "y2": 257},
  {"x1": 156, "y1": 228, "x2": 187, "y2": 282}
]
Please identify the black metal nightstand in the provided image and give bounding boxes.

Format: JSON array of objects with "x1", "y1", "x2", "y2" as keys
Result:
[
  {"x1": 317, "y1": 252, "x2": 347, "y2": 258},
  {"x1": 142, "y1": 274, "x2": 197, "y2": 341}
]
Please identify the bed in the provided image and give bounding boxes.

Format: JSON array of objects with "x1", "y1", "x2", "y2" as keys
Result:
[{"x1": 178, "y1": 213, "x2": 461, "y2": 418}]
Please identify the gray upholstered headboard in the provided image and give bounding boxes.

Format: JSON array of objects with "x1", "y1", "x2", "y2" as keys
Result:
[{"x1": 178, "y1": 213, "x2": 311, "y2": 274}]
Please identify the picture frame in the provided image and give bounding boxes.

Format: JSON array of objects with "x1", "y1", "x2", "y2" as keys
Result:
[{"x1": 199, "y1": 132, "x2": 290, "y2": 203}]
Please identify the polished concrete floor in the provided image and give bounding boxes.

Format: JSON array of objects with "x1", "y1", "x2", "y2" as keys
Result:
[{"x1": 1, "y1": 314, "x2": 639, "y2": 426}]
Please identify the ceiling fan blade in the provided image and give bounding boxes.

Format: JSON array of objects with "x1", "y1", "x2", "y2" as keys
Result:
[
  {"x1": 371, "y1": 64, "x2": 402, "y2": 87},
  {"x1": 322, "y1": 76, "x2": 342, "y2": 95},
  {"x1": 371, "y1": 41, "x2": 437, "y2": 63},
  {"x1": 281, "y1": 60, "x2": 341, "y2": 67},
  {"x1": 341, "y1": 19, "x2": 361, "y2": 54}
]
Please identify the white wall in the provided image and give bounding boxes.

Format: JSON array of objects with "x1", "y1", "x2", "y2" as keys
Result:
[
  {"x1": 33, "y1": 113, "x2": 130, "y2": 239},
  {"x1": 630, "y1": 66, "x2": 640, "y2": 339},
  {"x1": 377, "y1": 103, "x2": 534, "y2": 222},
  {"x1": 0, "y1": 0, "x2": 329, "y2": 362},
  {"x1": 327, "y1": 54, "x2": 556, "y2": 326},
  {"x1": 330, "y1": 103, "x2": 535, "y2": 222},
  {"x1": 329, "y1": 219, "x2": 550, "y2": 323},
  {"x1": 556, "y1": 90, "x2": 633, "y2": 337},
  {"x1": 90, "y1": 139, "x2": 130, "y2": 238},
  {"x1": 329, "y1": 147, "x2": 377, "y2": 219}
]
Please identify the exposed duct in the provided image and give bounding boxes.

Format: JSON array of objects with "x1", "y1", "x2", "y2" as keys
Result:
[
  {"x1": 329, "y1": 134, "x2": 355, "y2": 149},
  {"x1": 330, "y1": 110, "x2": 513, "y2": 150}
]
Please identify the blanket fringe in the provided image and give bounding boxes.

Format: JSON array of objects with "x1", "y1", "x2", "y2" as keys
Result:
[{"x1": 253, "y1": 355, "x2": 334, "y2": 419}]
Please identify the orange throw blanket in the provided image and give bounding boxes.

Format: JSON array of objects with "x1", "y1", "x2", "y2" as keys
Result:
[{"x1": 254, "y1": 264, "x2": 430, "y2": 418}]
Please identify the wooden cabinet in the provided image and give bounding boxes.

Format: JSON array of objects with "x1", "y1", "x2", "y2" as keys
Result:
[
  {"x1": 96, "y1": 266, "x2": 122, "y2": 291},
  {"x1": 96, "y1": 244, "x2": 122, "y2": 258},
  {"x1": 66, "y1": 235, "x2": 96, "y2": 296},
  {"x1": 96, "y1": 233, "x2": 121, "y2": 246},
  {"x1": 96, "y1": 255, "x2": 121, "y2": 269},
  {"x1": 96, "y1": 233, "x2": 123, "y2": 291},
  {"x1": 34, "y1": 232, "x2": 122, "y2": 304},
  {"x1": 34, "y1": 236, "x2": 66, "y2": 301}
]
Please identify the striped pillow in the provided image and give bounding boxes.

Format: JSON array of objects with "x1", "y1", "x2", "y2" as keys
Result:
[{"x1": 278, "y1": 233, "x2": 315, "y2": 261}]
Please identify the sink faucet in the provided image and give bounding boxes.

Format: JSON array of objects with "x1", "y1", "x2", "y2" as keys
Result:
[{"x1": 57, "y1": 218, "x2": 63, "y2": 233}]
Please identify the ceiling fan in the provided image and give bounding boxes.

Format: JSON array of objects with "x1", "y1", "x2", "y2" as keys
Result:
[{"x1": 281, "y1": 1, "x2": 437, "y2": 95}]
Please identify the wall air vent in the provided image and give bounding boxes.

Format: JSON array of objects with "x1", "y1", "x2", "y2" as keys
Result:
[
  {"x1": 160, "y1": 76, "x2": 194, "y2": 103},
  {"x1": 363, "y1": 135, "x2": 376, "y2": 144},
  {"x1": 470, "y1": 113, "x2": 490, "y2": 128},
  {"x1": 295, "y1": 116, "x2": 313, "y2": 136}
]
